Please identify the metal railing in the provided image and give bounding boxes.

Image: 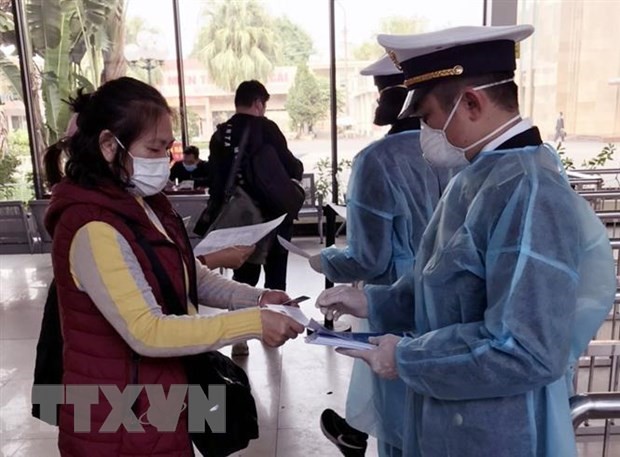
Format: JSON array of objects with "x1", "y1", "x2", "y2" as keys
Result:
[
  {"x1": 581, "y1": 192, "x2": 620, "y2": 213},
  {"x1": 571, "y1": 169, "x2": 620, "y2": 192},
  {"x1": 571, "y1": 393, "x2": 620, "y2": 457},
  {"x1": 572, "y1": 230, "x2": 620, "y2": 454},
  {"x1": 572, "y1": 393, "x2": 620, "y2": 428}
]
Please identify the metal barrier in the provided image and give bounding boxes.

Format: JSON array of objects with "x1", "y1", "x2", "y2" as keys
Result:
[
  {"x1": 571, "y1": 168, "x2": 620, "y2": 191},
  {"x1": 573, "y1": 169, "x2": 620, "y2": 176},
  {"x1": 534, "y1": 195, "x2": 620, "y2": 453},
  {"x1": 568, "y1": 170, "x2": 603, "y2": 191},
  {"x1": 575, "y1": 341, "x2": 620, "y2": 394},
  {"x1": 580, "y1": 213, "x2": 620, "y2": 241},
  {"x1": 573, "y1": 338, "x2": 620, "y2": 455},
  {"x1": 573, "y1": 233, "x2": 620, "y2": 454},
  {"x1": 571, "y1": 177, "x2": 604, "y2": 192},
  {"x1": 581, "y1": 192, "x2": 620, "y2": 212},
  {"x1": 608, "y1": 239, "x2": 620, "y2": 277},
  {"x1": 0, "y1": 201, "x2": 38, "y2": 254},
  {"x1": 28, "y1": 198, "x2": 52, "y2": 253},
  {"x1": 571, "y1": 393, "x2": 620, "y2": 457}
]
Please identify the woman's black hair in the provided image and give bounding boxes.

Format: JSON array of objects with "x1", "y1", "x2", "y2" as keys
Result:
[{"x1": 44, "y1": 77, "x2": 172, "y2": 188}]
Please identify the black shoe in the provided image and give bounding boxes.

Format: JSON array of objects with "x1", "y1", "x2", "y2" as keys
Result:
[{"x1": 320, "y1": 408, "x2": 368, "y2": 457}]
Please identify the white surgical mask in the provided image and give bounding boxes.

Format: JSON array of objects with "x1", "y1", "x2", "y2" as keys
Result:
[
  {"x1": 114, "y1": 137, "x2": 170, "y2": 196},
  {"x1": 420, "y1": 78, "x2": 520, "y2": 168}
]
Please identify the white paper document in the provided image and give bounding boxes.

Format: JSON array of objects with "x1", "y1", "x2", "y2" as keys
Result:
[
  {"x1": 265, "y1": 305, "x2": 311, "y2": 327},
  {"x1": 265, "y1": 304, "x2": 379, "y2": 350},
  {"x1": 177, "y1": 180, "x2": 194, "y2": 190},
  {"x1": 276, "y1": 235, "x2": 312, "y2": 259},
  {"x1": 193, "y1": 215, "x2": 286, "y2": 256},
  {"x1": 305, "y1": 331, "x2": 377, "y2": 351},
  {"x1": 182, "y1": 216, "x2": 192, "y2": 228},
  {"x1": 327, "y1": 202, "x2": 347, "y2": 220}
]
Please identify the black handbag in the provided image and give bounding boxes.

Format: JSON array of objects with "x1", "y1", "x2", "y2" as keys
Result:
[
  {"x1": 246, "y1": 142, "x2": 306, "y2": 220},
  {"x1": 31, "y1": 279, "x2": 62, "y2": 424},
  {"x1": 193, "y1": 123, "x2": 269, "y2": 264},
  {"x1": 184, "y1": 352, "x2": 259, "y2": 457},
  {"x1": 132, "y1": 227, "x2": 259, "y2": 456}
]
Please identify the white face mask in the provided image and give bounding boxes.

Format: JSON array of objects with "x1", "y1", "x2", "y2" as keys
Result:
[
  {"x1": 420, "y1": 78, "x2": 520, "y2": 168},
  {"x1": 114, "y1": 137, "x2": 170, "y2": 197}
]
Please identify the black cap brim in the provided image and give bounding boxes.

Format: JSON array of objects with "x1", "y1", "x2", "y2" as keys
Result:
[{"x1": 398, "y1": 87, "x2": 433, "y2": 119}]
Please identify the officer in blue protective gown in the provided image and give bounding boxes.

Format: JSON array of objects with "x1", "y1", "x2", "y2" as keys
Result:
[
  {"x1": 316, "y1": 24, "x2": 616, "y2": 457},
  {"x1": 310, "y1": 54, "x2": 449, "y2": 287},
  {"x1": 310, "y1": 55, "x2": 456, "y2": 457}
]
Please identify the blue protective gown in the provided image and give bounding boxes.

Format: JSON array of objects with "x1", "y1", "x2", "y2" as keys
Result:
[
  {"x1": 321, "y1": 130, "x2": 452, "y2": 285},
  {"x1": 320, "y1": 130, "x2": 455, "y2": 454},
  {"x1": 366, "y1": 144, "x2": 615, "y2": 457}
]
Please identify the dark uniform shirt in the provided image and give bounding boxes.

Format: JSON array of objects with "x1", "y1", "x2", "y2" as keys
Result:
[{"x1": 169, "y1": 160, "x2": 211, "y2": 188}]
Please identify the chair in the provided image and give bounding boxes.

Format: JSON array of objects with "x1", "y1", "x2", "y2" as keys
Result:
[
  {"x1": 29, "y1": 199, "x2": 52, "y2": 253},
  {"x1": 297, "y1": 173, "x2": 324, "y2": 243},
  {"x1": 0, "y1": 201, "x2": 37, "y2": 254},
  {"x1": 167, "y1": 194, "x2": 209, "y2": 248}
]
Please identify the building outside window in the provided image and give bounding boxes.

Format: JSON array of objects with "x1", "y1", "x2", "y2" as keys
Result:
[{"x1": 3, "y1": 0, "x2": 619, "y2": 202}]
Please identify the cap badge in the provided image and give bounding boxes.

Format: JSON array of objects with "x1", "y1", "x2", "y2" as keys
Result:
[{"x1": 387, "y1": 50, "x2": 402, "y2": 71}]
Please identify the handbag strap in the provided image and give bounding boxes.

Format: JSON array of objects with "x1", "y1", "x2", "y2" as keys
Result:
[
  {"x1": 224, "y1": 119, "x2": 255, "y2": 201},
  {"x1": 126, "y1": 222, "x2": 189, "y2": 317}
]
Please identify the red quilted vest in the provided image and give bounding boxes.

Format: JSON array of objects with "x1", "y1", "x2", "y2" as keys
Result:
[{"x1": 45, "y1": 180, "x2": 198, "y2": 457}]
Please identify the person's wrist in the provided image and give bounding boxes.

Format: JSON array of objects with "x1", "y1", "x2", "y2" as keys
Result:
[{"x1": 257, "y1": 289, "x2": 270, "y2": 306}]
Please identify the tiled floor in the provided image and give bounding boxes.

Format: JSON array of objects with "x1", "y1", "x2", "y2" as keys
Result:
[{"x1": 1, "y1": 238, "x2": 618, "y2": 456}]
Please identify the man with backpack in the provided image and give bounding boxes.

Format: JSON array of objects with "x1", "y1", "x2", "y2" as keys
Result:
[{"x1": 207, "y1": 81, "x2": 304, "y2": 354}]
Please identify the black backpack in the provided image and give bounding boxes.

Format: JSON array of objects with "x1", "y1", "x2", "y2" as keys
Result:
[{"x1": 244, "y1": 119, "x2": 306, "y2": 220}]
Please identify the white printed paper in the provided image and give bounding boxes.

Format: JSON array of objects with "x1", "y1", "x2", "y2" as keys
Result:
[
  {"x1": 193, "y1": 215, "x2": 286, "y2": 256},
  {"x1": 277, "y1": 235, "x2": 312, "y2": 259},
  {"x1": 305, "y1": 332, "x2": 376, "y2": 350},
  {"x1": 305, "y1": 318, "x2": 381, "y2": 350},
  {"x1": 263, "y1": 307, "x2": 328, "y2": 332},
  {"x1": 262, "y1": 306, "x2": 378, "y2": 351},
  {"x1": 265, "y1": 305, "x2": 311, "y2": 327},
  {"x1": 328, "y1": 202, "x2": 347, "y2": 220},
  {"x1": 177, "y1": 180, "x2": 194, "y2": 190}
]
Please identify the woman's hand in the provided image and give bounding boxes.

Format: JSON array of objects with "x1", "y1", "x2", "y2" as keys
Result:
[
  {"x1": 258, "y1": 290, "x2": 291, "y2": 306},
  {"x1": 260, "y1": 310, "x2": 305, "y2": 347},
  {"x1": 198, "y1": 245, "x2": 256, "y2": 270}
]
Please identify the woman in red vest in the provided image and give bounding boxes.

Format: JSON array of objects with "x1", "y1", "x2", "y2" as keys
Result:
[{"x1": 43, "y1": 77, "x2": 304, "y2": 456}]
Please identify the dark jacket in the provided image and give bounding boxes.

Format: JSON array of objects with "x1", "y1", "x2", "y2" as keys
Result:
[
  {"x1": 207, "y1": 113, "x2": 303, "y2": 219},
  {"x1": 169, "y1": 160, "x2": 211, "y2": 188},
  {"x1": 45, "y1": 181, "x2": 195, "y2": 457},
  {"x1": 387, "y1": 116, "x2": 421, "y2": 136}
]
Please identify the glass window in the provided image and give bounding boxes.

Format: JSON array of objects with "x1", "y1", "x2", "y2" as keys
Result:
[
  {"x1": 176, "y1": 0, "x2": 485, "y2": 205},
  {"x1": 5, "y1": 0, "x2": 487, "y2": 202},
  {"x1": 517, "y1": 0, "x2": 620, "y2": 170},
  {"x1": 0, "y1": 6, "x2": 33, "y2": 202},
  {"x1": 331, "y1": 0, "x2": 485, "y2": 203}
]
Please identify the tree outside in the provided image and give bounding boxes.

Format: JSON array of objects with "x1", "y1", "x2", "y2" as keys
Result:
[
  {"x1": 273, "y1": 16, "x2": 313, "y2": 66},
  {"x1": 0, "y1": 0, "x2": 128, "y2": 200},
  {"x1": 285, "y1": 63, "x2": 330, "y2": 138},
  {"x1": 0, "y1": 151, "x2": 19, "y2": 199},
  {"x1": 193, "y1": 0, "x2": 278, "y2": 92},
  {"x1": 188, "y1": 111, "x2": 200, "y2": 140},
  {"x1": 352, "y1": 15, "x2": 428, "y2": 61},
  {"x1": 0, "y1": 129, "x2": 34, "y2": 201}
]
